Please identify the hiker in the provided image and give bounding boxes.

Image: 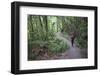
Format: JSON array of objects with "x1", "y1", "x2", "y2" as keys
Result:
[{"x1": 70, "y1": 32, "x2": 76, "y2": 47}]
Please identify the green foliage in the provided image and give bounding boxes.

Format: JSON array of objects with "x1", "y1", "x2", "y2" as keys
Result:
[{"x1": 48, "y1": 38, "x2": 68, "y2": 54}]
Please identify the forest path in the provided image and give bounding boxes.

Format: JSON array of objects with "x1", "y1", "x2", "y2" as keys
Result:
[{"x1": 52, "y1": 32, "x2": 83, "y2": 59}]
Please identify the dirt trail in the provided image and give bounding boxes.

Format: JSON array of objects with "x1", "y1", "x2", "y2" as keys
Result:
[{"x1": 51, "y1": 32, "x2": 84, "y2": 59}]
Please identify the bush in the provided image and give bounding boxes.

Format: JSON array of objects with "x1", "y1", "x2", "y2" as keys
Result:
[
  {"x1": 48, "y1": 38, "x2": 68, "y2": 54},
  {"x1": 28, "y1": 36, "x2": 69, "y2": 60},
  {"x1": 76, "y1": 37, "x2": 87, "y2": 48}
]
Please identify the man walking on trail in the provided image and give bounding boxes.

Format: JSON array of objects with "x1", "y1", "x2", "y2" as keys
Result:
[{"x1": 70, "y1": 32, "x2": 76, "y2": 47}]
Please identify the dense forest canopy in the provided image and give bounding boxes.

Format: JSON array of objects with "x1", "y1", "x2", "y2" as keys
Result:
[{"x1": 28, "y1": 15, "x2": 88, "y2": 60}]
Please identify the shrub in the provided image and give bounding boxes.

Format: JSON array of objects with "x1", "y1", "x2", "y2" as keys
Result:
[{"x1": 48, "y1": 38, "x2": 68, "y2": 54}]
